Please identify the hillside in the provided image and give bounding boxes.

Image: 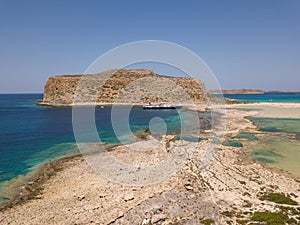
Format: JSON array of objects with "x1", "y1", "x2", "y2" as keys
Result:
[{"x1": 40, "y1": 69, "x2": 208, "y2": 106}]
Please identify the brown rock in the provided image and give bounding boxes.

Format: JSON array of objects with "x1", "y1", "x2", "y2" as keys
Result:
[
  {"x1": 124, "y1": 194, "x2": 134, "y2": 202},
  {"x1": 151, "y1": 213, "x2": 167, "y2": 224},
  {"x1": 40, "y1": 69, "x2": 208, "y2": 106},
  {"x1": 77, "y1": 195, "x2": 85, "y2": 201}
]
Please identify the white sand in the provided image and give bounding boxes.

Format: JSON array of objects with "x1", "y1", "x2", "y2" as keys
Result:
[{"x1": 227, "y1": 102, "x2": 300, "y2": 118}]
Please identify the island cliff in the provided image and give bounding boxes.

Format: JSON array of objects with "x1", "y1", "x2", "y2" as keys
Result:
[{"x1": 41, "y1": 69, "x2": 208, "y2": 106}]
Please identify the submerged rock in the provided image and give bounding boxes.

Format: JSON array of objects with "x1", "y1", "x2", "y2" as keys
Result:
[{"x1": 135, "y1": 129, "x2": 151, "y2": 140}]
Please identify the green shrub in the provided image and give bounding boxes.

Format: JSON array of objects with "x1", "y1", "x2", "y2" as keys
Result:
[
  {"x1": 236, "y1": 220, "x2": 248, "y2": 225},
  {"x1": 251, "y1": 211, "x2": 289, "y2": 225},
  {"x1": 260, "y1": 193, "x2": 298, "y2": 205},
  {"x1": 221, "y1": 210, "x2": 235, "y2": 217},
  {"x1": 199, "y1": 218, "x2": 215, "y2": 225}
]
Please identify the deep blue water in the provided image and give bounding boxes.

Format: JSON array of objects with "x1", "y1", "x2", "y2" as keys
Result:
[
  {"x1": 216, "y1": 92, "x2": 300, "y2": 102},
  {"x1": 0, "y1": 94, "x2": 75, "y2": 185},
  {"x1": 0, "y1": 94, "x2": 199, "y2": 192}
]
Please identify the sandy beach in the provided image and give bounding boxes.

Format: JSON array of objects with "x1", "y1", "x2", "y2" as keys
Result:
[
  {"x1": 1, "y1": 102, "x2": 300, "y2": 225},
  {"x1": 227, "y1": 102, "x2": 300, "y2": 118}
]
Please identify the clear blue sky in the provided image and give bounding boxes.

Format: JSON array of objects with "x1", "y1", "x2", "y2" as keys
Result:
[{"x1": 0, "y1": 0, "x2": 299, "y2": 92}]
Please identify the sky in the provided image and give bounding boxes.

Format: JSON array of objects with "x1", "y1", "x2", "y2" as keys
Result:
[{"x1": 0, "y1": 0, "x2": 299, "y2": 93}]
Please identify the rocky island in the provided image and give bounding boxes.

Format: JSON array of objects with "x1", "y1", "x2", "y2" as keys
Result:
[{"x1": 40, "y1": 69, "x2": 208, "y2": 106}]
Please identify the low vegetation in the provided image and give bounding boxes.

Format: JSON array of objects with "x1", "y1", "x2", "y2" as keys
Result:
[
  {"x1": 259, "y1": 193, "x2": 298, "y2": 205},
  {"x1": 221, "y1": 200, "x2": 300, "y2": 224},
  {"x1": 251, "y1": 211, "x2": 290, "y2": 225},
  {"x1": 199, "y1": 218, "x2": 215, "y2": 225}
]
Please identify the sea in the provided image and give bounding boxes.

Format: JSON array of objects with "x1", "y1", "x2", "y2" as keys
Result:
[
  {"x1": 0, "y1": 94, "x2": 204, "y2": 200},
  {"x1": 220, "y1": 92, "x2": 300, "y2": 103},
  {"x1": 0, "y1": 92, "x2": 299, "y2": 201}
]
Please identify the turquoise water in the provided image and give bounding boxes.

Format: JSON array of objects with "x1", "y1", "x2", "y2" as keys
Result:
[
  {"x1": 221, "y1": 92, "x2": 300, "y2": 177},
  {"x1": 2, "y1": 92, "x2": 299, "y2": 199},
  {"x1": 218, "y1": 91, "x2": 300, "y2": 177},
  {"x1": 249, "y1": 117, "x2": 300, "y2": 133},
  {"x1": 216, "y1": 92, "x2": 300, "y2": 102},
  {"x1": 235, "y1": 132, "x2": 258, "y2": 141},
  {"x1": 0, "y1": 94, "x2": 209, "y2": 197},
  {"x1": 251, "y1": 149, "x2": 283, "y2": 164},
  {"x1": 223, "y1": 140, "x2": 243, "y2": 147},
  {"x1": 0, "y1": 94, "x2": 77, "y2": 186},
  {"x1": 248, "y1": 117, "x2": 300, "y2": 177}
]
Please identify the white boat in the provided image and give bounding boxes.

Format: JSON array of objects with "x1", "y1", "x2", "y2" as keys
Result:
[{"x1": 143, "y1": 102, "x2": 177, "y2": 109}]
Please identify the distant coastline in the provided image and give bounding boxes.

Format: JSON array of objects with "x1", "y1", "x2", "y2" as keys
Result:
[{"x1": 210, "y1": 89, "x2": 300, "y2": 94}]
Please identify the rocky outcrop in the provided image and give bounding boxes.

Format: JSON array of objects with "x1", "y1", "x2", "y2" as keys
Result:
[{"x1": 40, "y1": 69, "x2": 208, "y2": 106}]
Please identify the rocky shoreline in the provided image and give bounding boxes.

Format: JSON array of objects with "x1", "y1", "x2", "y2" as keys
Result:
[
  {"x1": 0, "y1": 154, "x2": 83, "y2": 212},
  {"x1": 0, "y1": 103, "x2": 300, "y2": 224}
]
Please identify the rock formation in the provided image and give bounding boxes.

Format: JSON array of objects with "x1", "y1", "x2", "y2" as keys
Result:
[{"x1": 41, "y1": 69, "x2": 208, "y2": 106}]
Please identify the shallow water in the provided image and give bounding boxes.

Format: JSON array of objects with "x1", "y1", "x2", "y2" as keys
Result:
[
  {"x1": 249, "y1": 117, "x2": 300, "y2": 133},
  {"x1": 223, "y1": 140, "x2": 243, "y2": 147},
  {"x1": 235, "y1": 132, "x2": 258, "y2": 141},
  {"x1": 248, "y1": 117, "x2": 300, "y2": 177}
]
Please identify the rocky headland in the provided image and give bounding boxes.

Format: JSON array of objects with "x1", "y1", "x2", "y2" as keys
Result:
[{"x1": 40, "y1": 69, "x2": 208, "y2": 106}]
